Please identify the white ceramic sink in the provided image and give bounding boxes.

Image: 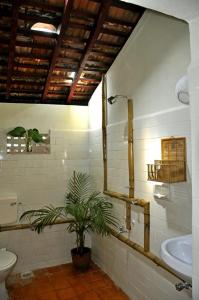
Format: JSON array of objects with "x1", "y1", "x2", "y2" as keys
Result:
[{"x1": 161, "y1": 234, "x2": 192, "y2": 279}]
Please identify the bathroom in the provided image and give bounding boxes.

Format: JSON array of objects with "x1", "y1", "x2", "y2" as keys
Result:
[{"x1": 0, "y1": 1, "x2": 199, "y2": 300}]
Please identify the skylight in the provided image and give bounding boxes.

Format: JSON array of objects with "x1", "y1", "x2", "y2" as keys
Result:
[{"x1": 31, "y1": 23, "x2": 57, "y2": 34}]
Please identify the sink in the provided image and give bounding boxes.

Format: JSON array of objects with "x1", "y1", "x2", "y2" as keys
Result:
[{"x1": 161, "y1": 234, "x2": 192, "y2": 279}]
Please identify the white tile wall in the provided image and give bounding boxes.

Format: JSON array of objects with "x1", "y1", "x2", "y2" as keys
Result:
[
  {"x1": 92, "y1": 234, "x2": 192, "y2": 300},
  {"x1": 0, "y1": 129, "x2": 90, "y2": 272},
  {"x1": 89, "y1": 10, "x2": 192, "y2": 300},
  {"x1": 189, "y1": 16, "x2": 199, "y2": 299}
]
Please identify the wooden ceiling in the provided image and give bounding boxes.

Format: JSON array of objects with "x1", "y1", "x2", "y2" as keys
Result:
[{"x1": 0, "y1": 0, "x2": 144, "y2": 106}]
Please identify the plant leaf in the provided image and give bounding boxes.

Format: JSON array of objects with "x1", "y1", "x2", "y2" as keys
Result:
[
  {"x1": 31, "y1": 131, "x2": 43, "y2": 143},
  {"x1": 8, "y1": 126, "x2": 26, "y2": 137},
  {"x1": 20, "y1": 206, "x2": 65, "y2": 233}
]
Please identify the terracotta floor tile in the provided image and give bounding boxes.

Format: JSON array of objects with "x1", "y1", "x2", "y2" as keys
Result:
[
  {"x1": 56, "y1": 287, "x2": 77, "y2": 300},
  {"x1": 37, "y1": 290, "x2": 59, "y2": 300},
  {"x1": 97, "y1": 286, "x2": 130, "y2": 300},
  {"x1": 73, "y1": 282, "x2": 89, "y2": 295},
  {"x1": 78, "y1": 290, "x2": 101, "y2": 300},
  {"x1": 45, "y1": 265, "x2": 64, "y2": 274},
  {"x1": 8, "y1": 264, "x2": 129, "y2": 300},
  {"x1": 49, "y1": 273, "x2": 71, "y2": 290}
]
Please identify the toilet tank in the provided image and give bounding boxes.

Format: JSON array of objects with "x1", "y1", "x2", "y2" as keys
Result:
[{"x1": 0, "y1": 194, "x2": 18, "y2": 225}]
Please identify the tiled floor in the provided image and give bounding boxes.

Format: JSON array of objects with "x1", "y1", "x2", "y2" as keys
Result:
[{"x1": 7, "y1": 263, "x2": 129, "y2": 300}]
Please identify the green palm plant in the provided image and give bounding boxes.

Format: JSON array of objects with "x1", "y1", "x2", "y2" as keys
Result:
[{"x1": 20, "y1": 172, "x2": 118, "y2": 260}]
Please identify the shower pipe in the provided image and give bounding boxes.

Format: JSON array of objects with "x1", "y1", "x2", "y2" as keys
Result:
[
  {"x1": 102, "y1": 75, "x2": 133, "y2": 231},
  {"x1": 0, "y1": 220, "x2": 185, "y2": 283},
  {"x1": 102, "y1": 75, "x2": 150, "y2": 252}
]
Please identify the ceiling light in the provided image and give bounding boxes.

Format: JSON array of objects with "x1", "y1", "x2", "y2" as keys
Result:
[
  {"x1": 70, "y1": 72, "x2": 76, "y2": 79},
  {"x1": 31, "y1": 22, "x2": 57, "y2": 34}
]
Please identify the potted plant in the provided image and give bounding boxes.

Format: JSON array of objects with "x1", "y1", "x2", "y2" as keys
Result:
[
  {"x1": 8, "y1": 126, "x2": 44, "y2": 152},
  {"x1": 20, "y1": 172, "x2": 118, "y2": 270}
]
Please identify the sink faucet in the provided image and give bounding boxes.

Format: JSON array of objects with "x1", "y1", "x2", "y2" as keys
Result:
[
  {"x1": 175, "y1": 282, "x2": 192, "y2": 291},
  {"x1": 118, "y1": 225, "x2": 128, "y2": 234}
]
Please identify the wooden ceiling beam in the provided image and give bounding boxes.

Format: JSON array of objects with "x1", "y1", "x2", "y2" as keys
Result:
[
  {"x1": 6, "y1": 0, "x2": 20, "y2": 99},
  {"x1": 86, "y1": 60, "x2": 110, "y2": 66},
  {"x1": 20, "y1": 0, "x2": 62, "y2": 13},
  {"x1": 50, "y1": 83, "x2": 72, "y2": 87},
  {"x1": 112, "y1": 0, "x2": 143, "y2": 13},
  {"x1": 42, "y1": 0, "x2": 74, "y2": 100},
  {"x1": 60, "y1": 47, "x2": 83, "y2": 54},
  {"x1": 11, "y1": 88, "x2": 43, "y2": 93},
  {"x1": 10, "y1": 81, "x2": 44, "y2": 87},
  {"x1": 50, "y1": 75, "x2": 73, "y2": 80},
  {"x1": 57, "y1": 57, "x2": 80, "y2": 63},
  {"x1": 18, "y1": 28, "x2": 58, "y2": 39},
  {"x1": 12, "y1": 72, "x2": 46, "y2": 79},
  {"x1": 101, "y1": 28, "x2": 129, "y2": 37},
  {"x1": 95, "y1": 40, "x2": 122, "y2": 47},
  {"x1": 18, "y1": 13, "x2": 60, "y2": 26},
  {"x1": 79, "y1": 77, "x2": 101, "y2": 81},
  {"x1": 14, "y1": 63, "x2": 49, "y2": 70},
  {"x1": 76, "y1": 85, "x2": 96, "y2": 89},
  {"x1": 48, "y1": 90, "x2": 69, "y2": 95},
  {"x1": 15, "y1": 41, "x2": 54, "y2": 50},
  {"x1": 54, "y1": 66, "x2": 77, "y2": 72},
  {"x1": 64, "y1": 35, "x2": 88, "y2": 43},
  {"x1": 67, "y1": 0, "x2": 112, "y2": 103},
  {"x1": 69, "y1": 21, "x2": 93, "y2": 31},
  {"x1": 89, "y1": 0, "x2": 101, "y2": 3},
  {"x1": 16, "y1": 52, "x2": 51, "y2": 60},
  {"x1": 71, "y1": 9, "x2": 96, "y2": 20},
  {"x1": 74, "y1": 91, "x2": 93, "y2": 95},
  {"x1": 83, "y1": 66, "x2": 107, "y2": 72},
  {"x1": 90, "y1": 50, "x2": 115, "y2": 58},
  {"x1": 106, "y1": 16, "x2": 135, "y2": 27}
]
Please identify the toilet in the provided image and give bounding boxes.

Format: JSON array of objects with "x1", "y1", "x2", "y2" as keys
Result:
[{"x1": 0, "y1": 195, "x2": 18, "y2": 300}]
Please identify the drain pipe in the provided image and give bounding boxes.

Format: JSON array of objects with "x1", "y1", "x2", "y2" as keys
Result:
[{"x1": 175, "y1": 282, "x2": 192, "y2": 291}]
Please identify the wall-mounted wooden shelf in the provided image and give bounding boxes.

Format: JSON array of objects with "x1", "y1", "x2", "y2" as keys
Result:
[{"x1": 147, "y1": 137, "x2": 186, "y2": 183}]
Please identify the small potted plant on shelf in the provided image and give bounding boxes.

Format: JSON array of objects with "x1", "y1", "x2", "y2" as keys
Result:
[
  {"x1": 20, "y1": 172, "x2": 118, "y2": 271},
  {"x1": 8, "y1": 126, "x2": 43, "y2": 152}
]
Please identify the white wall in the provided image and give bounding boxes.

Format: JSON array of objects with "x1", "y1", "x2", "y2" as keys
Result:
[
  {"x1": 0, "y1": 103, "x2": 90, "y2": 272},
  {"x1": 122, "y1": 0, "x2": 199, "y2": 22},
  {"x1": 89, "y1": 10, "x2": 192, "y2": 299},
  {"x1": 188, "y1": 16, "x2": 199, "y2": 300}
]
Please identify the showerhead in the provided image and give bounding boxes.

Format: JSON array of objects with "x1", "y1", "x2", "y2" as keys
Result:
[
  {"x1": 107, "y1": 96, "x2": 117, "y2": 105},
  {"x1": 107, "y1": 95, "x2": 128, "y2": 105}
]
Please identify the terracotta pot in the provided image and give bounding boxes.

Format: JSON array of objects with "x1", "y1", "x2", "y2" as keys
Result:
[{"x1": 71, "y1": 247, "x2": 91, "y2": 271}]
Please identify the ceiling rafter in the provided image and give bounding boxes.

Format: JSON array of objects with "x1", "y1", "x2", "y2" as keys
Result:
[
  {"x1": 0, "y1": 0, "x2": 145, "y2": 105},
  {"x1": 6, "y1": 0, "x2": 20, "y2": 99},
  {"x1": 67, "y1": 0, "x2": 112, "y2": 103},
  {"x1": 20, "y1": 0, "x2": 62, "y2": 13},
  {"x1": 18, "y1": 13, "x2": 60, "y2": 26},
  {"x1": 42, "y1": 0, "x2": 74, "y2": 100}
]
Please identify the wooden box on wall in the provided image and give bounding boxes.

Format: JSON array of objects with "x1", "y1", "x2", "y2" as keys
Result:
[{"x1": 147, "y1": 137, "x2": 186, "y2": 183}]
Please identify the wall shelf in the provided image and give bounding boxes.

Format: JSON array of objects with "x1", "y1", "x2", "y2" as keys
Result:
[{"x1": 147, "y1": 137, "x2": 186, "y2": 183}]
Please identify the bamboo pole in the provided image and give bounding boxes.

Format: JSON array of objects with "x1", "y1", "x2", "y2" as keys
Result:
[
  {"x1": 102, "y1": 75, "x2": 107, "y2": 191},
  {"x1": 109, "y1": 227, "x2": 185, "y2": 282},
  {"x1": 0, "y1": 221, "x2": 184, "y2": 282},
  {"x1": 126, "y1": 99, "x2": 134, "y2": 230},
  {"x1": 144, "y1": 202, "x2": 150, "y2": 252},
  {"x1": 128, "y1": 99, "x2": 134, "y2": 198},
  {"x1": 104, "y1": 189, "x2": 150, "y2": 251},
  {"x1": 104, "y1": 190, "x2": 148, "y2": 207},
  {"x1": 0, "y1": 219, "x2": 73, "y2": 232}
]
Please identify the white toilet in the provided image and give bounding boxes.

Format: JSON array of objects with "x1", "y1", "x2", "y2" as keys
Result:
[{"x1": 0, "y1": 195, "x2": 18, "y2": 300}]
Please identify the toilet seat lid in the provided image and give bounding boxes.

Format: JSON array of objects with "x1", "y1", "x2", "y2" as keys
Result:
[{"x1": 0, "y1": 250, "x2": 17, "y2": 270}]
